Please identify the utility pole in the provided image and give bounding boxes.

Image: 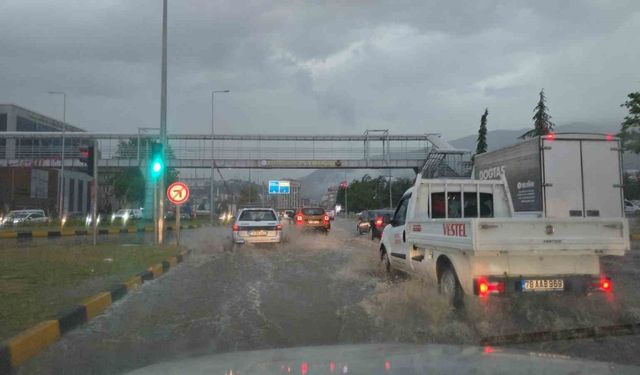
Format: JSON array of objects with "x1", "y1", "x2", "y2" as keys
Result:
[
  {"x1": 158, "y1": 0, "x2": 168, "y2": 245},
  {"x1": 92, "y1": 140, "x2": 98, "y2": 246},
  {"x1": 389, "y1": 169, "x2": 392, "y2": 208},
  {"x1": 344, "y1": 170, "x2": 348, "y2": 217},
  {"x1": 248, "y1": 168, "x2": 252, "y2": 204},
  {"x1": 48, "y1": 91, "x2": 66, "y2": 219}
]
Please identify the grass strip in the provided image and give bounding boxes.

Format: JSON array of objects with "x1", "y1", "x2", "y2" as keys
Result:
[{"x1": 0, "y1": 243, "x2": 177, "y2": 341}]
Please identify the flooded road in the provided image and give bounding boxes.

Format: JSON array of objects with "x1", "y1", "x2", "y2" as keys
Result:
[{"x1": 18, "y1": 218, "x2": 640, "y2": 374}]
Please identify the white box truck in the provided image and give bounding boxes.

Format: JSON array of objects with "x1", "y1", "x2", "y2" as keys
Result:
[
  {"x1": 473, "y1": 133, "x2": 624, "y2": 218},
  {"x1": 379, "y1": 133, "x2": 629, "y2": 307}
]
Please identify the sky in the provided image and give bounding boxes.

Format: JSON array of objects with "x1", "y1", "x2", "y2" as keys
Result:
[{"x1": 1, "y1": 0, "x2": 639, "y2": 141}]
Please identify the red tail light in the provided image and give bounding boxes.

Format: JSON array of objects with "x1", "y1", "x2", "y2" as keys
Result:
[
  {"x1": 323, "y1": 215, "x2": 330, "y2": 222},
  {"x1": 276, "y1": 224, "x2": 283, "y2": 230},
  {"x1": 232, "y1": 223, "x2": 239, "y2": 232},
  {"x1": 475, "y1": 278, "x2": 505, "y2": 296},
  {"x1": 598, "y1": 277, "x2": 612, "y2": 292},
  {"x1": 375, "y1": 217, "x2": 384, "y2": 227}
]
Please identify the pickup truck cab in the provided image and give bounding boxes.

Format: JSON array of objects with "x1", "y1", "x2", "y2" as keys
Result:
[{"x1": 380, "y1": 175, "x2": 629, "y2": 307}]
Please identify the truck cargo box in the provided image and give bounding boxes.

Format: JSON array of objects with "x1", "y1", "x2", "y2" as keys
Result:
[{"x1": 473, "y1": 133, "x2": 623, "y2": 218}]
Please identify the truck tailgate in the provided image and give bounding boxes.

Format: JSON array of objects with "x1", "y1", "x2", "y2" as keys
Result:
[
  {"x1": 407, "y1": 218, "x2": 629, "y2": 256},
  {"x1": 473, "y1": 218, "x2": 629, "y2": 255}
]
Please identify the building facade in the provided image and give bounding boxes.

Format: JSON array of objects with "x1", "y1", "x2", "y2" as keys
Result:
[{"x1": 0, "y1": 104, "x2": 91, "y2": 216}]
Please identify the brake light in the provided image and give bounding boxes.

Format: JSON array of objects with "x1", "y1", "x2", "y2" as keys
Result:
[
  {"x1": 598, "y1": 277, "x2": 612, "y2": 292},
  {"x1": 276, "y1": 224, "x2": 283, "y2": 230},
  {"x1": 475, "y1": 278, "x2": 505, "y2": 296},
  {"x1": 479, "y1": 282, "x2": 489, "y2": 295},
  {"x1": 324, "y1": 215, "x2": 330, "y2": 222},
  {"x1": 232, "y1": 223, "x2": 239, "y2": 232},
  {"x1": 375, "y1": 217, "x2": 384, "y2": 227}
]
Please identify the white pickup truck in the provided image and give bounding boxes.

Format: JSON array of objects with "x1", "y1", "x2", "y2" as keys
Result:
[{"x1": 379, "y1": 175, "x2": 629, "y2": 307}]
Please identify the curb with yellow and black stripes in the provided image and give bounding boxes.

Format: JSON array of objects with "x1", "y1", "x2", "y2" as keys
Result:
[
  {"x1": 0, "y1": 223, "x2": 203, "y2": 239},
  {"x1": 0, "y1": 249, "x2": 192, "y2": 374}
]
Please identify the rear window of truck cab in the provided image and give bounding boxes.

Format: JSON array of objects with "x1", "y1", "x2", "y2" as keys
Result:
[{"x1": 431, "y1": 192, "x2": 493, "y2": 218}]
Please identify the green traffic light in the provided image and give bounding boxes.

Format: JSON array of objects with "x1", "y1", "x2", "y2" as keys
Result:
[{"x1": 153, "y1": 161, "x2": 162, "y2": 173}]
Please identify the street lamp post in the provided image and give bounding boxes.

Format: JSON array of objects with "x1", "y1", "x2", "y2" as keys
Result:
[
  {"x1": 48, "y1": 91, "x2": 66, "y2": 219},
  {"x1": 158, "y1": 0, "x2": 168, "y2": 245},
  {"x1": 210, "y1": 90, "x2": 230, "y2": 223}
]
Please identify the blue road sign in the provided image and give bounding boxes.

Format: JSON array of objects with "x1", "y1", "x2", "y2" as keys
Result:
[{"x1": 268, "y1": 180, "x2": 291, "y2": 194}]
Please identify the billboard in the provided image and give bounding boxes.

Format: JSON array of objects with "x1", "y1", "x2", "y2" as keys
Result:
[{"x1": 268, "y1": 180, "x2": 291, "y2": 194}]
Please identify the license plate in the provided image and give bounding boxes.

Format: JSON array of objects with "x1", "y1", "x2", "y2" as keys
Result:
[
  {"x1": 249, "y1": 230, "x2": 267, "y2": 236},
  {"x1": 308, "y1": 220, "x2": 319, "y2": 224},
  {"x1": 521, "y1": 279, "x2": 564, "y2": 292}
]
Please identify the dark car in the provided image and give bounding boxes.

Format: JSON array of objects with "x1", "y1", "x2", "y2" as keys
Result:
[
  {"x1": 369, "y1": 209, "x2": 394, "y2": 240},
  {"x1": 294, "y1": 207, "x2": 330, "y2": 233}
]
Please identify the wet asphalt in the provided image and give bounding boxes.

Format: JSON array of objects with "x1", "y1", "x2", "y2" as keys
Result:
[{"x1": 16, "y1": 219, "x2": 640, "y2": 374}]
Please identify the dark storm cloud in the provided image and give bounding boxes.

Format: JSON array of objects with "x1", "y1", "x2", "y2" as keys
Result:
[{"x1": 0, "y1": 0, "x2": 638, "y2": 137}]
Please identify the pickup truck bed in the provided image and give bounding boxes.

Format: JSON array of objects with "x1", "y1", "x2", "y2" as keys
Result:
[{"x1": 408, "y1": 218, "x2": 628, "y2": 256}]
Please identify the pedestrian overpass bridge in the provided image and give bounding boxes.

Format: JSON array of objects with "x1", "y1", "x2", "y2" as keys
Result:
[{"x1": 0, "y1": 130, "x2": 471, "y2": 176}]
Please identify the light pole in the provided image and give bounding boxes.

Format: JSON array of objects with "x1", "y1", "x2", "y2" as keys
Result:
[
  {"x1": 389, "y1": 170, "x2": 392, "y2": 208},
  {"x1": 210, "y1": 90, "x2": 230, "y2": 223},
  {"x1": 48, "y1": 91, "x2": 66, "y2": 219},
  {"x1": 344, "y1": 170, "x2": 348, "y2": 217},
  {"x1": 158, "y1": 0, "x2": 168, "y2": 245}
]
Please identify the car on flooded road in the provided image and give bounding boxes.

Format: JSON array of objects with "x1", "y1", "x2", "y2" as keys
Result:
[
  {"x1": 326, "y1": 208, "x2": 336, "y2": 220},
  {"x1": 369, "y1": 209, "x2": 394, "y2": 240},
  {"x1": 294, "y1": 207, "x2": 330, "y2": 234},
  {"x1": 232, "y1": 208, "x2": 283, "y2": 245},
  {"x1": 356, "y1": 210, "x2": 371, "y2": 234}
]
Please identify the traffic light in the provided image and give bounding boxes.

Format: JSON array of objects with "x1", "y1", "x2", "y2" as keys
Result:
[
  {"x1": 79, "y1": 147, "x2": 89, "y2": 164},
  {"x1": 79, "y1": 145, "x2": 95, "y2": 177},
  {"x1": 150, "y1": 142, "x2": 164, "y2": 179}
]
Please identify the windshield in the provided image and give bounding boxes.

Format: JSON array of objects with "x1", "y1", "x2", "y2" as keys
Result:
[
  {"x1": 302, "y1": 208, "x2": 324, "y2": 216},
  {"x1": 3, "y1": 2, "x2": 640, "y2": 374},
  {"x1": 238, "y1": 210, "x2": 276, "y2": 221}
]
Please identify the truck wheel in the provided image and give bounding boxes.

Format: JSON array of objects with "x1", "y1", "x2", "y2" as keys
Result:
[
  {"x1": 440, "y1": 267, "x2": 464, "y2": 309},
  {"x1": 380, "y1": 250, "x2": 391, "y2": 275}
]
